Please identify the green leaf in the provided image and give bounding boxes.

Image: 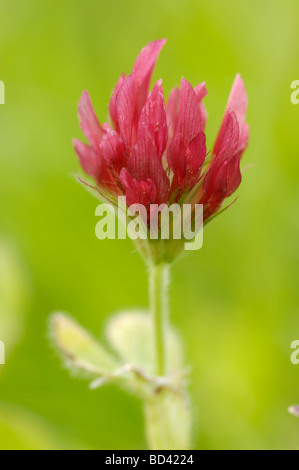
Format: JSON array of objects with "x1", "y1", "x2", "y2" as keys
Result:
[
  {"x1": 106, "y1": 310, "x2": 184, "y2": 376},
  {"x1": 50, "y1": 312, "x2": 119, "y2": 376}
]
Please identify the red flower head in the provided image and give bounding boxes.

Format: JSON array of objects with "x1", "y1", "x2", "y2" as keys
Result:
[{"x1": 74, "y1": 40, "x2": 249, "y2": 260}]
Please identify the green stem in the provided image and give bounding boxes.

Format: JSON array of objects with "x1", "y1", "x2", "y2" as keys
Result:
[
  {"x1": 144, "y1": 389, "x2": 191, "y2": 450},
  {"x1": 149, "y1": 262, "x2": 169, "y2": 376},
  {"x1": 146, "y1": 262, "x2": 191, "y2": 450}
]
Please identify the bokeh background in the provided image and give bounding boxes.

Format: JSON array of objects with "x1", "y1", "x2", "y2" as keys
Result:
[{"x1": 0, "y1": 0, "x2": 299, "y2": 450}]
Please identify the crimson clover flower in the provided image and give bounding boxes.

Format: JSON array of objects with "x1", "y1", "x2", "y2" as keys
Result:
[{"x1": 74, "y1": 39, "x2": 249, "y2": 261}]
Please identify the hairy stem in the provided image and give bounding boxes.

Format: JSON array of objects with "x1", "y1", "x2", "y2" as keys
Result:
[
  {"x1": 149, "y1": 262, "x2": 170, "y2": 376},
  {"x1": 146, "y1": 262, "x2": 191, "y2": 450},
  {"x1": 144, "y1": 388, "x2": 191, "y2": 450}
]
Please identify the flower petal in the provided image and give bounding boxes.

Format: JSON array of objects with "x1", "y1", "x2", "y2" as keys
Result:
[
  {"x1": 168, "y1": 131, "x2": 206, "y2": 191},
  {"x1": 116, "y1": 74, "x2": 136, "y2": 147},
  {"x1": 100, "y1": 123, "x2": 126, "y2": 174},
  {"x1": 167, "y1": 79, "x2": 206, "y2": 190},
  {"x1": 225, "y1": 153, "x2": 242, "y2": 197},
  {"x1": 133, "y1": 39, "x2": 166, "y2": 116},
  {"x1": 226, "y1": 74, "x2": 247, "y2": 127},
  {"x1": 194, "y1": 82, "x2": 207, "y2": 102},
  {"x1": 73, "y1": 138, "x2": 116, "y2": 191},
  {"x1": 78, "y1": 91, "x2": 103, "y2": 150},
  {"x1": 201, "y1": 113, "x2": 242, "y2": 219},
  {"x1": 186, "y1": 131, "x2": 206, "y2": 175},
  {"x1": 177, "y1": 78, "x2": 204, "y2": 142},
  {"x1": 125, "y1": 129, "x2": 169, "y2": 204},
  {"x1": 137, "y1": 80, "x2": 168, "y2": 158},
  {"x1": 73, "y1": 138, "x2": 100, "y2": 178},
  {"x1": 213, "y1": 111, "x2": 239, "y2": 162},
  {"x1": 166, "y1": 86, "x2": 180, "y2": 144},
  {"x1": 203, "y1": 152, "x2": 242, "y2": 206},
  {"x1": 109, "y1": 73, "x2": 126, "y2": 131},
  {"x1": 238, "y1": 122, "x2": 249, "y2": 154},
  {"x1": 202, "y1": 160, "x2": 229, "y2": 217},
  {"x1": 214, "y1": 74, "x2": 248, "y2": 155},
  {"x1": 115, "y1": 40, "x2": 166, "y2": 148},
  {"x1": 194, "y1": 82, "x2": 208, "y2": 130},
  {"x1": 120, "y1": 168, "x2": 157, "y2": 208},
  {"x1": 168, "y1": 133, "x2": 185, "y2": 185}
]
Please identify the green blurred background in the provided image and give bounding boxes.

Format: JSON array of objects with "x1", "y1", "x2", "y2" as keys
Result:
[{"x1": 0, "y1": 0, "x2": 299, "y2": 450}]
